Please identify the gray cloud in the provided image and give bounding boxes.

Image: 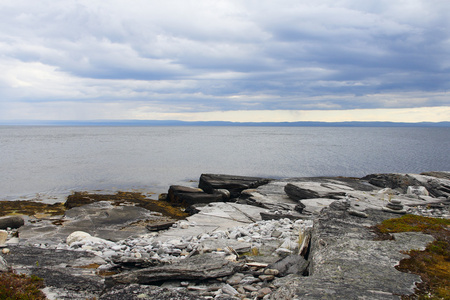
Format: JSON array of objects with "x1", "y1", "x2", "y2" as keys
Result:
[{"x1": 0, "y1": 0, "x2": 449, "y2": 119}]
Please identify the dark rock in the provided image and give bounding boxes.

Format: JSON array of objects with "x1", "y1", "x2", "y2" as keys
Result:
[
  {"x1": 146, "y1": 220, "x2": 175, "y2": 231},
  {"x1": 294, "y1": 202, "x2": 306, "y2": 213},
  {"x1": 268, "y1": 255, "x2": 310, "y2": 277},
  {"x1": 0, "y1": 216, "x2": 25, "y2": 229},
  {"x1": 199, "y1": 174, "x2": 272, "y2": 198},
  {"x1": 167, "y1": 185, "x2": 224, "y2": 206},
  {"x1": 285, "y1": 183, "x2": 321, "y2": 200},
  {"x1": 100, "y1": 284, "x2": 198, "y2": 300},
  {"x1": 107, "y1": 253, "x2": 242, "y2": 285},
  {"x1": 260, "y1": 212, "x2": 312, "y2": 221},
  {"x1": 184, "y1": 204, "x2": 206, "y2": 215},
  {"x1": 362, "y1": 173, "x2": 421, "y2": 193},
  {"x1": 111, "y1": 256, "x2": 161, "y2": 269}
]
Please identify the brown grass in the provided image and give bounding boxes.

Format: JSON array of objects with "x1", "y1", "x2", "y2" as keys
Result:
[{"x1": 0, "y1": 271, "x2": 46, "y2": 300}]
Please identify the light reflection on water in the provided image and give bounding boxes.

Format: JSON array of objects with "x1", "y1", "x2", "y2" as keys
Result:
[{"x1": 0, "y1": 126, "x2": 449, "y2": 202}]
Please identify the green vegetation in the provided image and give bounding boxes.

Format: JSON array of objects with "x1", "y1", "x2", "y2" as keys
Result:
[
  {"x1": 0, "y1": 271, "x2": 46, "y2": 300},
  {"x1": 0, "y1": 201, "x2": 65, "y2": 217},
  {"x1": 66, "y1": 191, "x2": 188, "y2": 219},
  {"x1": 375, "y1": 214, "x2": 450, "y2": 300}
]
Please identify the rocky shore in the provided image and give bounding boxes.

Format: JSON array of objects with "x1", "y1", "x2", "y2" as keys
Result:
[{"x1": 1, "y1": 172, "x2": 449, "y2": 299}]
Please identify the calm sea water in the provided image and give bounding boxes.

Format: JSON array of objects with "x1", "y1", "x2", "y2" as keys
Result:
[{"x1": 1, "y1": 126, "x2": 449, "y2": 203}]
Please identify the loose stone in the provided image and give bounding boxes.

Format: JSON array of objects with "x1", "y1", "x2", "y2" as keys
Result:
[
  {"x1": 386, "y1": 203, "x2": 404, "y2": 210},
  {"x1": 227, "y1": 273, "x2": 245, "y2": 285},
  {"x1": 257, "y1": 287, "x2": 272, "y2": 298},
  {"x1": 0, "y1": 230, "x2": 7, "y2": 245},
  {"x1": 240, "y1": 275, "x2": 260, "y2": 285},
  {"x1": 243, "y1": 285, "x2": 258, "y2": 292},
  {"x1": 221, "y1": 284, "x2": 239, "y2": 296},
  {"x1": 259, "y1": 274, "x2": 275, "y2": 281},
  {"x1": 264, "y1": 269, "x2": 279, "y2": 276}
]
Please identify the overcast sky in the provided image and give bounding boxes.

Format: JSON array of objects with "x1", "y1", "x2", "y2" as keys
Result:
[{"x1": 1, "y1": 0, "x2": 449, "y2": 122}]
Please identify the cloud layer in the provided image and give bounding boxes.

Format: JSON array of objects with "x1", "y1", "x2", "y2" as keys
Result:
[{"x1": 1, "y1": 0, "x2": 449, "y2": 121}]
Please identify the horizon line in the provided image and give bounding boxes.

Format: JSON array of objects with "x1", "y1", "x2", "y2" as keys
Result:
[{"x1": 1, "y1": 120, "x2": 449, "y2": 127}]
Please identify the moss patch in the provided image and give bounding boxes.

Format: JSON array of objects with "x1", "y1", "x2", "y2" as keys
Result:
[
  {"x1": 66, "y1": 191, "x2": 188, "y2": 220},
  {"x1": 0, "y1": 271, "x2": 46, "y2": 300},
  {"x1": 376, "y1": 214, "x2": 450, "y2": 234},
  {"x1": 375, "y1": 215, "x2": 450, "y2": 299},
  {"x1": 0, "y1": 201, "x2": 65, "y2": 217}
]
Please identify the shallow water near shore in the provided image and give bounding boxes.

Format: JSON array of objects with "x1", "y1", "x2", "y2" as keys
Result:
[{"x1": 1, "y1": 126, "x2": 449, "y2": 203}]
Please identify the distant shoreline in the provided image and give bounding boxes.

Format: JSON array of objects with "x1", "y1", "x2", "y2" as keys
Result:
[{"x1": 1, "y1": 120, "x2": 449, "y2": 127}]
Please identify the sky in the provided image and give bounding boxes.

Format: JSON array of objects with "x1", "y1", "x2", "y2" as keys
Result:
[{"x1": 0, "y1": 0, "x2": 449, "y2": 123}]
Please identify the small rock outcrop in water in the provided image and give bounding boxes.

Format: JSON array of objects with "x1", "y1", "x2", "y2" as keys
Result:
[{"x1": 1, "y1": 172, "x2": 449, "y2": 299}]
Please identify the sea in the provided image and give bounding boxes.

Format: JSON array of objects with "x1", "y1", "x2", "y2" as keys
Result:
[{"x1": 1, "y1": 126, "x2": 449, "y2": 203}]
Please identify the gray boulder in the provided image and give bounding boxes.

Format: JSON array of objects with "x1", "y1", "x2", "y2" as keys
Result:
[{"x1": 0, "y1": 216, "x2": 25, "y2": 229}]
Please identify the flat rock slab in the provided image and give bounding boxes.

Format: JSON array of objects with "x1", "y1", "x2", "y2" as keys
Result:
[
  {"x1": 155, "y1": 202, "x2": 269, "y2": 242},
  {"x1": 3, "y1": 245, "x2": 106, "y2": 300},
  {"x1": 108, "y1": 253, "x2": 243, "y2": 285},
  {"x1": 271, "y1": 205, "x2": 436, "y2": 299},
  {"x1": 19, "y1": 201, "x2": 166, "y2": 244}
]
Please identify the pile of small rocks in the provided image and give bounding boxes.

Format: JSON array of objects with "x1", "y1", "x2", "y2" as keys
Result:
[
  {"x1": 64, "y1": 218, "x2": 312, "y2": 267},
  {"x1": 56, "y1": 218, "x2": 312, "y2": 299},
  {"x1": 406, "y1": 202, "x2": 450, "y2": 218}
]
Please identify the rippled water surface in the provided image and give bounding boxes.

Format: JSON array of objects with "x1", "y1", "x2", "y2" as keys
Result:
[{"x1": 1, "y1": 126, "x2": 449, "y2": 202}]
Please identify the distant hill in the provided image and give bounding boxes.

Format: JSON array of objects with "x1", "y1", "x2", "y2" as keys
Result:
[{"x1": 1, "y1": 120, "x2": 449, "y2": 127}]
